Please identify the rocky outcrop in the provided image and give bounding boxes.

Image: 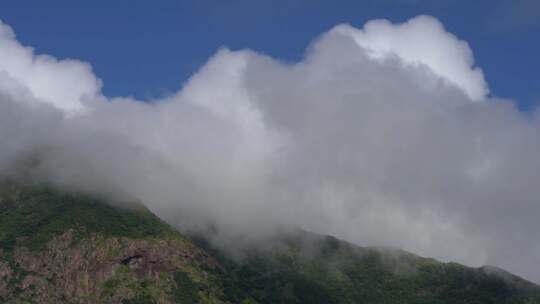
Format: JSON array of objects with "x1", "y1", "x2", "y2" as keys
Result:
[
  {"x1": 0, "y1": 230, "x2": 222, "y2": 303},
  {"x1": 0, "y1": 257, "x2": 13, "y2": 300}
]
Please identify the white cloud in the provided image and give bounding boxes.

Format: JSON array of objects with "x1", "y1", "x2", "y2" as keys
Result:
[
  {"x1": 335, "y1": 15, "x2": 488, "y2": 101},
  {"x1": 0, "y1": 16, "x2": 539, "y2": 283},
  {"x1": 0, "y1": 20, "x2": 102, "y2": 112}
]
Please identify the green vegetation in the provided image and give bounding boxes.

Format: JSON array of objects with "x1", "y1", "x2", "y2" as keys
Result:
[
  {"x1": 204, "y1": 235, "x2": 540, "y2": 304},
  {"x1": 0, "y1": 181, "x2": 180, "y2": 252},
  {"x1": 1, "y1": 181, "x2": 540, "y2": 303},
  {"x1": 172, "y1": 271, "x2": 200, "y2": 303},
  {"x1": 121, "y1": 292, "x2": 156, "y2": 304}
]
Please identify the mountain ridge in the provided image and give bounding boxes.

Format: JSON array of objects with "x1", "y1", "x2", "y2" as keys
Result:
[{"x1": 1, "y1": 181, "x2": 539, "y2": 303}]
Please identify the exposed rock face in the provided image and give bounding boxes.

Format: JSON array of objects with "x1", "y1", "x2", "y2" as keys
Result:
[
  {"x1": 0, "y1": 182, "x2": 233, "y2": 303},
  {"x1": 0, "y1": 257, "x2": 13, "y2": 299},
  {"x1": 0, "y1": 230, "x2": 222, "y2": 303}
]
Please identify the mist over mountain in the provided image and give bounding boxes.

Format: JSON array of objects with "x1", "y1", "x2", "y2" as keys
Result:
[
  {"x1": 0, "y1": 14, "x2": 540, "y2": 286},
  {"x1": 2, "y1": 183, "x2": 540, "y2": 303}
]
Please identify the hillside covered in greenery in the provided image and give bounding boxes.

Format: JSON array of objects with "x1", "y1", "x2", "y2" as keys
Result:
[{"x1": 1, "y1": 182, "x2": 539, "y2": 303}]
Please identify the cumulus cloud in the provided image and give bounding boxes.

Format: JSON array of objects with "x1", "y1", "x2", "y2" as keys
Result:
[
  {"x1": 1, "y1": 16, "x2": 540, "y2": 283},
  {"x1": 334, "y1": 15, "x2": 488, "y2": 101},
  {"x1": 0, "y1": 21, "x2": 102, "y2": 112}
]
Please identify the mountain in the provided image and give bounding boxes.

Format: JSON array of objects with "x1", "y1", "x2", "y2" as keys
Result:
[{"x1": 1, "y1": 182, "x2": 539, "y2": 303}]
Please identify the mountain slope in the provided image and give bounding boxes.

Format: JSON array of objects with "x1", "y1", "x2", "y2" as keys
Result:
[
  {"x1": 208, "y1": 232, "x2": 540, "y2": 304},
  {"x1": 1, "y1": 182, "x2": 539, "y2": 303},
  {"x1": 0, "y1": 182, "x2": 226, "y2": 303}
]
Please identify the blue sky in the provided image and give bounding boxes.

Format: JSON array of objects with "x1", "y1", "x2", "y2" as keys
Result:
[{"x1": 0, "y1": 0, "x2": 538, "y2": 109}]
